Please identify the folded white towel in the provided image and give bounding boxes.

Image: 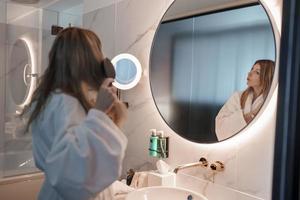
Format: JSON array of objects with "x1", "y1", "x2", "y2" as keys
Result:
[
  {"x1": 112, "y1": 180, "x2": 134, "y2": 195},
  {"x1": 94, "y1": 180, "x2": 134, "y2": 200}
]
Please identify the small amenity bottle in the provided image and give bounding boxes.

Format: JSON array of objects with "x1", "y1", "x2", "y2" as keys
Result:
[{"x1": 149, "y1": 129, "x2": 158, "y2": 157}]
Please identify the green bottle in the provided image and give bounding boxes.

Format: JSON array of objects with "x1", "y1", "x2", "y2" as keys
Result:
[{"x1": 149, "y1": 129, "x2": 158, "y2": 157}]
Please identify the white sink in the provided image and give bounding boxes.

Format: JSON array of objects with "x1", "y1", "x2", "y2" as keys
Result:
[{"x1": 125, "y1": 186, "x2": 208, "y2": 200}]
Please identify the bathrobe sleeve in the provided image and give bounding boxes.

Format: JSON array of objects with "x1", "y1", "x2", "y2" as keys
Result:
[
  {"x1": 215, "y1": 92, "x2": 247, "y2": 141},
  {"x1": 43, "y1": 94, "x2": 127, "y2": 200}
]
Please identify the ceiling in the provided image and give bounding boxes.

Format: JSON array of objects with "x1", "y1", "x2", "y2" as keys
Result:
[
  {"x1": 3, "y1": 0, "x2": 83, "y2": 12},
  {"x1": 163, "y1": 0, "x2": 258, "y2": 21},
  {"x1": 1, "y1": 0, "x2": 260, "y2": 23}
]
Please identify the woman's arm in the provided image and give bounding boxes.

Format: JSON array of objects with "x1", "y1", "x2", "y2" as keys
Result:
[
  {"x1": 243, "y1": 105, "x2": 261, "y2": 124},
  {"x1": 215, "y1": 92, "x2": 247, "y2": 141}
]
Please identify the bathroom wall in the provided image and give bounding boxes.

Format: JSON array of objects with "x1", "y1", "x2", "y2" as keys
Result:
[
  {"x1": 41, "y1": 9, "x2": 57, "y2": 73},
  {"x1": 41, "y1": 6, "x2": 83, "y2": 75},
  {"x1": 83, "y1": 0, "x2": 116, "y2": 58},
  {"x1": 83, "y1": 0, "x2": 282, "y2": 199}
]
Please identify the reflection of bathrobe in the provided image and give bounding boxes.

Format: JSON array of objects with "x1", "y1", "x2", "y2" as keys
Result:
[
  {"x1": 215, "y1": 91, "x2": 264, "y2": 141},
  {"x1": 31, "y1": 92, "x2": 127, "y2": 200}
]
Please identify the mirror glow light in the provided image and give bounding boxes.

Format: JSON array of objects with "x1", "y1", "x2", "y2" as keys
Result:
[
  {"x1": 111, "y1": 53, "x2": 142, "y2": 90},
  {"x1": 18, "y1": 37, "x2": 37, "y2": 109}
]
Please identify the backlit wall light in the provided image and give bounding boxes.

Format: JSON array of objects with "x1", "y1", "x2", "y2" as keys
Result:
[{"x1": 111, "y1": 53, "x2": 142, "y2": 90}]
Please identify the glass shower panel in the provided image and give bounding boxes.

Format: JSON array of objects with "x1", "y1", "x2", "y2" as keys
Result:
[
  {"x1": 3, "y1": 2, "x2": 41, "y2": 177},
  {"x1": 0, "y1": 0, "x2": 83, "y2": 178},
  {"x1": 0, "y1": 0, "x2": 6, "y2": 179}
]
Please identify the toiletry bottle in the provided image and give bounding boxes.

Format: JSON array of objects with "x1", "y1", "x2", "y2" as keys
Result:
[
  {"x1": 157, "y1": 130, "x2": 167, "y2": 158},
  {"x1": 149, "y1": 129, "x2": 158, "y2": 157}
]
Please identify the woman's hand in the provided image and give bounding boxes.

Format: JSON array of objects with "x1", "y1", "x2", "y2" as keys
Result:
[
  {"x1": 243, "y1": 113, "x2": 253, "y2": 124},
  {"x1": 252, "y1": 106, "x2": 261, "y2": 116},
  {"x1": 243, "y1": 106, "x2": 261, "y2": 124},
  {"x1": 95, "y1": 78, "x2": 118, "y2": 113},
  {"x1": 95, "y1": 78, "x2": 128, "y2": 127}
]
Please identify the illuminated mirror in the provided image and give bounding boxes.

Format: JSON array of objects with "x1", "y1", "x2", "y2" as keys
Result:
[
  {"x1": 112, "y1": 53, "x2": 142, "y2": 90},
  {"x1": 150, "y1": 0, "x2": 277, "y2": 143}
]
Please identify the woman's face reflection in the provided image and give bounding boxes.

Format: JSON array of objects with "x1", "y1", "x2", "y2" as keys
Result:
[{"x1": 247, "y1": 64, "x2": 261, "y2": 88}]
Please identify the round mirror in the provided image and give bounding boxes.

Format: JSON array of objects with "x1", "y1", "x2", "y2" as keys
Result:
[
  {"x1": 150, "y1": 0, "x2": 277, "y2": 143},
  {"x1": 8, "y1": 38, "x2": 37, "y2": 110},
  {"x1": 112, "y1": 53, "x2": 142, "y2": 90},
  {"x1": 9, "y1": 39, "x2": 32, "y2": 105}
]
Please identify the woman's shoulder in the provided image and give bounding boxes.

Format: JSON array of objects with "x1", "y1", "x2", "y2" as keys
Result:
[
  {"x1": 233, "y1": 91, "x2": 243, "y2": 97},
  {"x1": 228, "y1": 91, "x2": 242, "y2": 101},
  {"x1": 47, "y1": 91, "x2": 85, "y2": 115},
  {"x1": 50, "y1": 90, "x2": 79, "y2": 105}
]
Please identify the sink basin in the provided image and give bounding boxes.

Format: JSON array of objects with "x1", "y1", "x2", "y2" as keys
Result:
[{"x1": 125, "y1": 186, "x2": 208, "y2": 200}]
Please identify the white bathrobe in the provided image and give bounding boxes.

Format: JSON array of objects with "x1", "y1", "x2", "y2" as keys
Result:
[
  {"x1": 215, "y1": 91, "x2": 264, "y2": 141},
  {"x1": 30, "y1": 92, "x2": 128, "y2": 200}
]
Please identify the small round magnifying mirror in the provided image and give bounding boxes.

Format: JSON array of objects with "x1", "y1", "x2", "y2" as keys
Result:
[{"x1": 111, "y1": 53, "x2": 142, "y2": 90}]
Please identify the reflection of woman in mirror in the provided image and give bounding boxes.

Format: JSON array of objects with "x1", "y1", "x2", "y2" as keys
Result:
[{"x1": 215, "y1": 60, "x2": 275, "y2": 141}]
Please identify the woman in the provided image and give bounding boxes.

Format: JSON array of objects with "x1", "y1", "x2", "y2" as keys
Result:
[
  {"x1": 215, "y1": 59, "x2": 275, "y2": 141},
  {"x1": 22, "y1": 27, "x2": 128, "y2": 200}
]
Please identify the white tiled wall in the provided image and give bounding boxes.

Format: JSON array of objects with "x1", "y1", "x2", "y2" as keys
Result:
[
  {"x1": 83, "y1": 0, "x2": 115, "y2": 14},
  {"x1": 83, "y1": 3, "x2": 116, "y2": 58},
  {"x1": 41, "y1": 7, "x2": 83, "y2": 73},
  {"x1": 59, "y1": 12, "x2": 82, "y2": 28},
  {"x1": 41, "y1": 9, "x2": 57, "y2": 73}
]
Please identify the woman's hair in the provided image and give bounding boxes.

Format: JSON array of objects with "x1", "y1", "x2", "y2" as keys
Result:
[
  {"x1": 22, "y1": 27, "x2": 115, "y2": 130},
  {"x1": 240, "y1": 59, "x2": 275, "y2": 109}
]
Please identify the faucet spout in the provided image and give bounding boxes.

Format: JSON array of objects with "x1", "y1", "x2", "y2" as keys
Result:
[{"x1": 173, "y1": 157, "x2": 208, "y2": 174}]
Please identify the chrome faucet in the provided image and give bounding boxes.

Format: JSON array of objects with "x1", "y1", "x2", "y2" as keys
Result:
[{"x1": 173, "y1": 157, "x2": 208, "y2": 174}]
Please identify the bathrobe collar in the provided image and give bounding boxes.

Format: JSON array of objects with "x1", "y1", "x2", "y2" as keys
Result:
[{"x1": 243, "y1": 91, "x2": 264, "y2": 114}]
